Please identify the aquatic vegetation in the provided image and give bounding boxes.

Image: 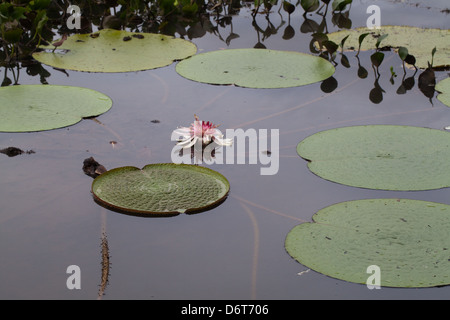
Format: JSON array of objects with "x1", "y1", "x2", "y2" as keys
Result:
[
  {"x1": 297, "y1": 125, "x2": 450, "y2": 191},
  {"x1": 325, "y1": 26, "x2": 450, "y2": 69},
  {"x1": 436, "y1": 77, "x2": 450, "y2": 107},
  {"x1": 32, "y1": 29, "x2": 197, "y2": 73},
  {"x1": 91, "y1": 164, "x2": 230, "y2": 216},
  {"x1": 176, "y1": 48, "x2": 335, "y2": 88},
  {"x1": 175, "y1": 115, "x2": 233, "y2": 149},
  {"x1": 285, "y1": 199, "x2": 450, "y2": 288},
  {"x1": 0, "y1": 85, "x2": 112, "y2": 132}
]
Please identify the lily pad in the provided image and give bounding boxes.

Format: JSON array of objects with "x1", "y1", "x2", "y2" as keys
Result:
[
  {"x1": 436, "y1": 77, "x2": 450, "y2": 107},
  {"x1": 324, "y1": 26, "x2": 449, "y2": 69},
  {"x1": 175, "y1": 48, "x2": 335, "y2": 88},
  {"x1": 0, "y1": 85, "x2": 112, "y2": 132},
  {"x1": 297, "y1": 125, "x2": 450, "y2": 191},
  {"x1": 32, "y1": 29, "x2": 197, "y2": 73},
  {"x1": 91, "y1": 163, "x2": 230, "y2": 216},
  {"x1": 285, "y1": 198, "x2": 450, "y2": 288}
]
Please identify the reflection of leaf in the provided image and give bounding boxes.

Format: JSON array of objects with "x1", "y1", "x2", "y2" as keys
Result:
[
  {"x1": 370, "y1": 51, "x2": 384, "y2": 67},
  {"x1": 320, "y1": 76, "x2": 337, "y2": 93},
  {"x1": 356, "y1": 56, "x2": 368, "y2": 78},
  {"x1": 311, "y1": 32, "x2": 328, "y2": 50},
  {"x1": 331, "y1": 11, "x2": 351, "y2": 29},
  {"x1": 340, "y1": 54, "x2": 350, "y2": 68},
  {"x1": 300, "y1": 18, "x2": 319, "y2": 33},
  {"x1": 396, "y1": 72, "x2": 416, "y2": 95},
  {"x1": 282, "y1": 25, "x2": 295, "y2": 40},
  {"x1": 369, "y1": 79, "x2": 384, "y2": 104},
  {"x1": 225, "y1": 32, "x2": 240, "y2": 46},
  {"x1": 286, "y1": 198, "x2": 450, "y2": 288},
  {"x1": 297, "y1": 125, "x2": 450, "y2": 190},
  {"x1": 323, "y1": 40, "x2": 338, "y2": 55}
]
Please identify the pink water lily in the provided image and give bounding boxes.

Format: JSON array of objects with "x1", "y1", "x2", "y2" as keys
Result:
[{"x1": 175, "y1": 115, "x2": 233, "y2": 149}]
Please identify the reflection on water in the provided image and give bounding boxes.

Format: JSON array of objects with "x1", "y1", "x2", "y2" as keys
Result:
[
  {"x1": 98, "y1": 229, "x2": 110, "y2": 299},
  {"x1": 0, "y1": 0, "x2": 449, "y2": 300}
]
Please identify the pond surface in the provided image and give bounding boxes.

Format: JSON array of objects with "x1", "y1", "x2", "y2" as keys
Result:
[{"x1": 1, "y1": 0, "x2": 449, "y2": 299}]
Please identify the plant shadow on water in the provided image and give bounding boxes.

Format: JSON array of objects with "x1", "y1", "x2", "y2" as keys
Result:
[{"x1": 0, "y1": 0, "x2": 449, "y2": 299}]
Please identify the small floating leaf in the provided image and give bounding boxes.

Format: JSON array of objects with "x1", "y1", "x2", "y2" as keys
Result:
[
  {"x1": 285, "y1": 199, "x2": 450, "y2": 288},
  {"x1": 297, "y1": 125, "x2": 450, "y2": 191},
  {"x1": 32, "y1": 29, "x2": 197, "y2": 73},
  {"x1": 91, "y1": 164, "x2": 230, "y2": 216},
  {"x1": 176, "y1": 48, "x2": 335, "y2": 89},
  {"x1": 0, "y1": 85, "x2": 112, "y2": 132}
]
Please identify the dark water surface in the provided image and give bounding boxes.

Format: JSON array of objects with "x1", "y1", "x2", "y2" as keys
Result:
[{"x1": 1, "y1": 0, "x2": 449, "y2": 299}]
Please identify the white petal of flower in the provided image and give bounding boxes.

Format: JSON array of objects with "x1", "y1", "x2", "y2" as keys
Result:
[
  {"x1": 177, "y1": 137, "x2": 195, "y2": 147},
  {"x1": 214, "y1": 136, "x2": 233, "y2": 146},
  {"x1": 182, "y1": 136, "x2": 199, "y2": 149},
  {"x1": 174, "y1": 127, "x2": 192, "y2": 137}
]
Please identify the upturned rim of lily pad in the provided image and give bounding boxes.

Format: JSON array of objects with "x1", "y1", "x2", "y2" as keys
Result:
[{"x1": 91, "y1": 163, "x2": 230, "y2": 217}]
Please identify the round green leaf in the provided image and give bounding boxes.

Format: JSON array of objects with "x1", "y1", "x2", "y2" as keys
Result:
[
  {"x1": 91, "y1": 164, "x2": 230, "y2": 216},
  {"x1": 285, "y1": 199, "x2": 450, "y2": 288},
  {"x1": 175, "y1": 48, "x2": 335, "y2": 88},
  {"x1": 297, "y1": 125, "x2": 450, "y2": 191},
  {"x1": 324, "y1": 26, "x2": 450, "y2": 69},
  {"x1": 0, "y1": 85, "x2": 112, "y2": 132},
  {"x1": 32, "y1": 29, "x2": 197, "y2": 73},
  {"x1": 436, "y1": 77, "x2": 450, "y2": 107}
]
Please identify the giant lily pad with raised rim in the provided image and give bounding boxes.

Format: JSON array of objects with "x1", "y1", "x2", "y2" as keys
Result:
[
  {"x1": 91, "y1": 163, "x2": 230, "y2": 216},
  {"x1": 175, "y1": 48, "x2": 335, "y2": 88},
  {"x1": 436, "y1": 77, "x2": 450, "y2": 107},
  {"x1": 285, "y1": 198, "x2": 450, "y2": 288},
  {"x1": 32, "y1": 29, "x2": 197, "y2": 73},
  {"x1": 297, "y1": 125, "x2": 450, "y2": 191},
  {"x1": 0, "y1": 85, "x2": 112, "y2": 132},
  {"x1": 324, "y1": 26, "x2": 449, "y2": 69}
]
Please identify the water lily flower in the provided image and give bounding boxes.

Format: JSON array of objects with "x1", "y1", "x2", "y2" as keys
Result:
[{"x1": 175, "y1": 115, "x2": 233, "y2": 149}]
